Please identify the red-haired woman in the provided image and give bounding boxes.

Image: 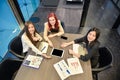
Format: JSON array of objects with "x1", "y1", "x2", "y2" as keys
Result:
[{"x1": 44, "y1": 12, "x2": 64, "y2": 47}]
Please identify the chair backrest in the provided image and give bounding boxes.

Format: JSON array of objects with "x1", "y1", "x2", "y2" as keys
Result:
[
  {"x1": 8, "y1": 36, "x2": 23, "y2": 57},
  {"x1": 92, "y1": 47, "x2": 113, "y2": 74},
  {"x1": 0, "y1": 58, "x2": 22, "y2": 80},
  {"x1": 61, "y1": 21, "x2": 65, "y2": 29},
  {"x1": 18, "y1": 27, "x2": 26, "y2": 37},
  {"x1": 98, "y1": 47, "x2": 113, "y2": 68}
]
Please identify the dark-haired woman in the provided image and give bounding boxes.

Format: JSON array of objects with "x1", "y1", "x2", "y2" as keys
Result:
[
  {"x1": 61, "y1": 27, "x2": 101, "y2": 68},
  {"x1": 44, "y1": 12, "x2": 64, "y2": 47},
  {"x1": 21, "y1": 21, "x2": 51, "y2": 59}
]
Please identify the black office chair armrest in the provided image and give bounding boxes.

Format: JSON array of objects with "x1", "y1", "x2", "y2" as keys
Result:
[
  {"x1": 92, "y1": 64, "x2": 112, "y2": 72},
  {"x1": 9, "y1": 50, "x2": 25, "y2": 60}
]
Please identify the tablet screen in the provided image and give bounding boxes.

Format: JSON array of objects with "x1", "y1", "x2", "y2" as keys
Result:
[{"x1": 51, "y1": 49, "x2": 64, "y2": 58}]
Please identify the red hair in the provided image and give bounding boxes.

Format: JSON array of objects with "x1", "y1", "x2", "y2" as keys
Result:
[{"x1": 47, "y1": 12, "x2": 59, "y2": 30}]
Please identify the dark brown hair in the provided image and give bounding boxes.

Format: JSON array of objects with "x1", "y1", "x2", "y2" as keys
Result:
[
  {"x1": 25, "y1": 21, "x2": 38, "y2": 46},
  {"x1": 86, "y1": 27, "x2": 101, "y2": 47}
]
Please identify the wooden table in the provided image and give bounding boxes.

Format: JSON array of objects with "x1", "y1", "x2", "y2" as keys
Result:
[{"x1": 14, "y1": 33, "x2": 93, "y2": 80}]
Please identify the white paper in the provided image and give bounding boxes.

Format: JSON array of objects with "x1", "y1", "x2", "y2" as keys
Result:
[
  {"x1": 39, "y1": 42, "x2": 48, "y2": 53},
  {"x1": 23, "y1": 55, "x2": 43, "y2": 69},
  {"x1": 67, "y1": 57, "x2": 83, "y2": 75},
  {"x1": 73, "y1": 44, "x2": 80, "y2": 53},
  {"x1": 53, "y1": 60, "x2": 71, "y2": 80},
  {"x1": 73, "y1": 44, "x2": 87, "y2": 57}
]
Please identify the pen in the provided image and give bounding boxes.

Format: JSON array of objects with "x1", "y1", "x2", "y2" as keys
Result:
[
  {"x1": 66, "y1": 70, "x2": 70, "y2": 74},
  {"x1": 58, "y1": 64, "x2": 63, "y2": 71},
  {"x1": 41, "y1": 46, "x2": 46, "y2": 52},
  {"x1": 62, "y1": 62, "x2": 71, "y2": 74}
]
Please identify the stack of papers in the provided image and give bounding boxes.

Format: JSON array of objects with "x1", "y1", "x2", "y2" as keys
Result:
[{"x1": 23, "y1": 55, "x2": 43, "y2": 69}]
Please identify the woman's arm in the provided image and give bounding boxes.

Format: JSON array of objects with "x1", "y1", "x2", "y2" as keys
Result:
[
  {"x1": 43, "y1": 22, "x2": 53, "y2": 47},
  {"x1": 43, "y1": 22, "x2": 49, "y2": 41},
  {"x1": 55, "y1": 20, "x2": 64, "y2": 36},
  {"x1": 22, "y1": 33, "x2": 51, "y2": 58},
  {"x1": 80, "y1": 42, "x2": 100, "y2": 61},
  {"x1": 74, "y1": 36, "x2": 85, "y2": 44},
  {"x1": 61, "y1": 41, "x2": 75, "y2": 48}
]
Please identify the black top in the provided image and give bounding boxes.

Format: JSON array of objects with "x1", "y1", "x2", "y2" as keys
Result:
[
  {"x1": 74, "y1": 36, "x2": 100, "y2": 68},
  {"x1": 48, "y1": 28, "x2": 59, "y2": 35},
  {"x1": 50, "y1": 28, "x2": 59, "y2": 33}
]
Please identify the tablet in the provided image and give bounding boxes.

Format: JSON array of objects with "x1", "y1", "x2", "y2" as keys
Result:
[{"x1": 50, "y1": 48, "x2": 64, "y2": 58}]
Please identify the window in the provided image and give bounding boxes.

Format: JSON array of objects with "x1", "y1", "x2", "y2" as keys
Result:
[
  {"x1": 17, "y1": 0, "x2": 40, "y2": 21},
  {"x1": 0, "y1": 0, "x2": 20, "y2": 59}
]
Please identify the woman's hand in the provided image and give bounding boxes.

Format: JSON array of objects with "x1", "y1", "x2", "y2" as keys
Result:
[
  {"x1": 32, "y1": 37, "x2": 40, "y2": 41},
  {"x1": 69, "y1": 49, "x2": 74, "y2": 55},
  {"x1": 42, "y1": 54, "x2": 52, "y2": 59},
  {"x1": 69, "y1": 49, "x2": 80, "y2": 58},
  {"x1": 48, "y1": 40, "x2": 54, "y2": 47},
  {"x1": 61, "y1": 42, "x2": 69, "y2": 48},
  {"x1": 61, "y1": 41, "x2": 74, "y2": 48},
  {"x1": 48, "y1": 34, "x2": 56, "y2": 38}
]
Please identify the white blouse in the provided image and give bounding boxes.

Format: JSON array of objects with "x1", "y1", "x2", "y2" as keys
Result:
[{"x1": 21, "y1": 32, "x2": 42, "y2": 55}]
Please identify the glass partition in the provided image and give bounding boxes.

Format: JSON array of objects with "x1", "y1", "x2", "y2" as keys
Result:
[
  {"x1": 17, "y1": 0, "x2": 40, "y2": 21},
  {"x1": 0, "y1": 0, "x2": 20, "y2": 59}
]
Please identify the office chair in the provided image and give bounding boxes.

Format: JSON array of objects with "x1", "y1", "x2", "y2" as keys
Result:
[
  {"x1": 61, "y1": 21, "x2": 65, "y2": 29},
  {"x1": 7, "y1": 26, "x2": 26, "y2": 60},
  {"x1": 18, "y1": 27, "x2": 26, "y2": 37},
  {"x1": 92, "y1": 47, "x2": 113, "y2": 80},
  {"x1": 0, "y1": 58, "x2": 22, "y2": 80},
  {"x1": 8, "y1": 35, "x2": 25, "y2": 60}
]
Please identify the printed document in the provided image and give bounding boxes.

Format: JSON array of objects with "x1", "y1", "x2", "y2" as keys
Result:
[
  {"x1": 23, "y1": 55, "x2": 43, "y2": 69},
  {"x1": 67, "y1": 57, "x2": 83, "y2": 75},
  {"x1": 54, "y1": 60, "x2": 71, "y2": 80}
]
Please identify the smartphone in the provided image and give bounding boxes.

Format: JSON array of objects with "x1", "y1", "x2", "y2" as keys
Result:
[{"x1": 61, "y1": 36, "x2": 68, "y2": 40}]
